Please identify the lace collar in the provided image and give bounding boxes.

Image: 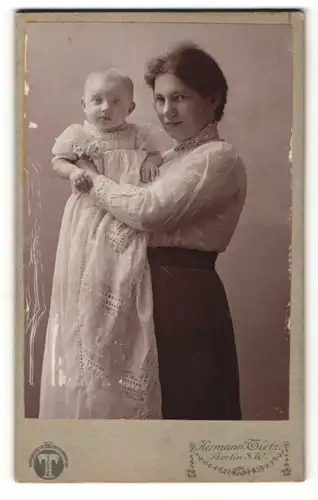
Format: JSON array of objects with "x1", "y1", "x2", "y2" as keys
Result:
[
  {"x1": 83, "y1": 120, "x2": 132, "y2": 138},
  {"x1": 173, "y1": 123, "x2": 220, "y2": 153}
]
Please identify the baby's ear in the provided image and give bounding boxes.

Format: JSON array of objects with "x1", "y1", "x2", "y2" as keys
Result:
[
  {"x1": 80, "y1": 97, "x2": 85, "y2": 109},
  {"x1": 128, "y1": 101, "x2": 136, "y2": 115}
]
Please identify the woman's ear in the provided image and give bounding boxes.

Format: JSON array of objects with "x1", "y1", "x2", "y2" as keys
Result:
[
  {"x1": 128, "y1": 101, "x2": 136, "y2": 115},
  {"x1": 210, "y1": 93, "x2": 221, "y2": 112}
]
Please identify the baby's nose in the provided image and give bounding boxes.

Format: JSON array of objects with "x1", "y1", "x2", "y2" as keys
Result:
[{"x1": 101, "y1": 101, "x2": 110, "y2": 111}]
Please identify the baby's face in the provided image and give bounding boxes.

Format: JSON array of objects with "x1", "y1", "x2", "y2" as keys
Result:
[{"x1": 82, "y1": 73, "x2": 134, "y2": 132}]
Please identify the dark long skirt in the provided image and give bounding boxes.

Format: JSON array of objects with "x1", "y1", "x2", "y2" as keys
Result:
[{"x1": 148, "y1": 247, "x2": 242, "y2": 420}]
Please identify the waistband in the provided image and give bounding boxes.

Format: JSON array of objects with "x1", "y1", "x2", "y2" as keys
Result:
[{"x1": 147, "y1": 247, "x2": 218, "y2": 270}]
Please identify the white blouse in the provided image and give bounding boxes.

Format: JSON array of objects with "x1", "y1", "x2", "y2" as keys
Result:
[{"x1": 90, "y1": 140, "x2": 247, "y2": 253}]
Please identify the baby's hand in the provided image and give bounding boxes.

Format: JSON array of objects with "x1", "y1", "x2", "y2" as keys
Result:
[
  {"x1": 140, "y1": 153, "x2": 163, "y2": 184},
  {"x1": 70, "y1": 168, "x2": 93, "y2": 193}
]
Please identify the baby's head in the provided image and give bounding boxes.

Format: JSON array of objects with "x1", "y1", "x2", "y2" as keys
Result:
[{"x1": 81, "y1": 68, "x2": 135, "y2": 131}]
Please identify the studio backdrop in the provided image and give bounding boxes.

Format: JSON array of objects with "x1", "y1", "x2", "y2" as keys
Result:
[{"x1": 23, "y1": 21, "x2": 292, "y2": 420}]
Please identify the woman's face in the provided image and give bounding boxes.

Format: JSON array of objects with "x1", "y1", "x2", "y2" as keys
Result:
[{"x1": 153, "y1": 73, "x2": 215, "y2": 142}]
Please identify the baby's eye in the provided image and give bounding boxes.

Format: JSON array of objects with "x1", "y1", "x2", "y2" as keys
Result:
[
  {"x1": 112, "y1": 98, "x2": 120, "y2": 105},
  {"x1": 93, "y1": 97, "x2": 102, "y2": 104}
]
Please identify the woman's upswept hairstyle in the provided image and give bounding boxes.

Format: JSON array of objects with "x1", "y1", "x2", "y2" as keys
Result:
[{"x1": 145, "y1": 42, "x2": 228, "y2": 122}]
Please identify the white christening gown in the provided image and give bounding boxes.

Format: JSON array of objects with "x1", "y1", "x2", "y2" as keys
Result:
[{"x1": 39, "y1": 121, "x2": 162, "y2": 419}]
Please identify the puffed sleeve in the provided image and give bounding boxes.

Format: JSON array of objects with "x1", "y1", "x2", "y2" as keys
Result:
[
  {"x1": 52, "y1": 124, "x2": 89, "y2": 160},
  {"x1": 90, "y1": 142, "x2": 246, "y2": 232}
]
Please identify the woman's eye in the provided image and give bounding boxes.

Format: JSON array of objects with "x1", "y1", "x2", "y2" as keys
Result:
[
  {"x1": 175, "y1": 94, "x2": 186, "y2": 102},
  {"x1": 154, "y1": 96, "x2": 164, "y2": 104}
]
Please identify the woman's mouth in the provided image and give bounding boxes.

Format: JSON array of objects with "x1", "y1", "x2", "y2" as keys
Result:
[{"x1": 164, "y1": 121, "x2": 182, "y2": 127}]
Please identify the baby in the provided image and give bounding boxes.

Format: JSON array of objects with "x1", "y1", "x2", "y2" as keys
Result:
[
  {"x1": 52, "y1": 67, "x2": 163, "y2": 189},
  {"x1": 39, "y1": 69, "x2": 163, "y2": 420}
]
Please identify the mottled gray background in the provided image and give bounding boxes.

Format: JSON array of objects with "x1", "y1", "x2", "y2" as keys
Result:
[{"x1": 24, "y1": 22, "x2": 292, "y2": 419}]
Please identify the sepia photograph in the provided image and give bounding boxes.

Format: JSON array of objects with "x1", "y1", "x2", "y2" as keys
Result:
[{"x1": 16, "y1": 11, "x2": 304, "y2": 482}]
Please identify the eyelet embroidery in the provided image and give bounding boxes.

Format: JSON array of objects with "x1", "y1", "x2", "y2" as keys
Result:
[
  {"x1": 119, "y1": 356, "x2": 159, "y2": 402},
  {"x1": 105, "y1": 219, "x2": 137, "y2": 254}
]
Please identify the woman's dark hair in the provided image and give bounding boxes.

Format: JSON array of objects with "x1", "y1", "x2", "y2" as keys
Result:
[{"x1": 145, "y1": 42, "x2": 228, "y2": 122}]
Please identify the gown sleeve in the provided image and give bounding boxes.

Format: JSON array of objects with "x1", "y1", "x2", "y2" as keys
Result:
[
  {"x1": 90, "y1": 142, "x2": 244, "y2": 232},
  {"x1": 52, "y1": 124, "x2": 89, "y2": 160}
]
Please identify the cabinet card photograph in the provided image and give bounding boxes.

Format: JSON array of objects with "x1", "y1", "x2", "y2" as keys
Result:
[{"x1": 15, "y1": 10, "x2": 304, "y2": 482}]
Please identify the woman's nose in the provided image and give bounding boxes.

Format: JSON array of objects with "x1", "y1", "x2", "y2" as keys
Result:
[{"x1": 162, "y1": 100, "x2": 176, "y2": 118}]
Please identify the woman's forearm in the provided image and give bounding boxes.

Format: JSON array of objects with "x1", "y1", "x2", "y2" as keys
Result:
[
  {"x1": 88, "y1": 147, "x2": 241, "y2": 232},
  {"x1": 52, "y1": 157, "x2": 80, "y2": 179}
]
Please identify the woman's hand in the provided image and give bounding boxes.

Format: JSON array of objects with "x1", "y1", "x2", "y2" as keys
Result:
[
  {"x1": 140, "y1": 152, "x2": 163, "y2": 184},
  {"x1": 140, "y1": 162, "x2": 159, "y2": 184}
]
